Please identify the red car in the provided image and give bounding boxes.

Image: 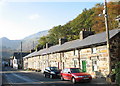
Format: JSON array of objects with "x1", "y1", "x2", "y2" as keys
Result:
[{"x1": 60, "y1": 68, "x2": 92, "y2": 83}]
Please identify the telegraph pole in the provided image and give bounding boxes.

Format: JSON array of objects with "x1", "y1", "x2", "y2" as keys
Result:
[
  {"x1": 33, "y1": 41, "x2": 34, "y2": 49},
  {"x1": 21, "y1": 41, "x2": 23, "y2": 69},
  {"x1": 104, "y1": 0, "x2": 111, "y2": 74}
]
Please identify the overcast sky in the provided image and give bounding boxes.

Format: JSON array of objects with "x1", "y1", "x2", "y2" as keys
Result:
[{"x1": 0, "y1": 0, "x2": 108, "y2": 40}]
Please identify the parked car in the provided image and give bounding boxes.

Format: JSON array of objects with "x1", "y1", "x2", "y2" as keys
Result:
[
  {"x1": 60, "y1": 68, "x2": 92, "y2": 83},
  {"x1": 43, "y1": 67, "x2": 60, "y2": 79}
]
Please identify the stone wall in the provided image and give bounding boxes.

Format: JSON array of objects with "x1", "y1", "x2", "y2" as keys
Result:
[
  {"x1": 49, "y1": 53, "x2": 60, "y2": 69},
  {"x1": 110, "y1": 34, "x2": 120, "y2": 67},
  {"x1": 79, "y1": 46, "x2": 109, "y2": 78}
]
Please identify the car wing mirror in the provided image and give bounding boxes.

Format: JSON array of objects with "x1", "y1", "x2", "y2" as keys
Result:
[{"x1": 68, "y1": 72, "x2": 71, "y2": 74}]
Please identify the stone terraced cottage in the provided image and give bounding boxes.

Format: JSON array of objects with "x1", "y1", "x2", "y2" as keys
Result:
[{"x1": 23, "y1": 29, "x2": 120, "y2": 78}]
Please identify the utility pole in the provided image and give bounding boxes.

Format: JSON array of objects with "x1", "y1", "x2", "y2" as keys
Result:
[
  {"x1": 20, "y1": 41, "x2": 23, "y2": 69},
  {"x1": 33, "y1": 41, "x2": 34, "y2": 49},
  {"x1": 104, "y1": 0, "x2": 111, "y2": 74}
]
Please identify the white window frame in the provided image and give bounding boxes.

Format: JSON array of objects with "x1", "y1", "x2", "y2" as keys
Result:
[
  {"x1": 92, "y1": 60, "x2": 98, "y2": 72},
  {"x1": 91, "y1": 47, "x2": 97, "y2": 54},
  {"x1": 73, "y1": 49, "x2": 78, "y2": 56}
]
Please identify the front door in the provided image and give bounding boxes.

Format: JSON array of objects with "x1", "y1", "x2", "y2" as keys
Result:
[{"x1": 82, "y1": 61, "x2": 86, "y2": 72}]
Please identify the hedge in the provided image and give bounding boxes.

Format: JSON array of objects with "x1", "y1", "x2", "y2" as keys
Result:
[{"x1": 115, "y1": 62, "x2": 120, "y2": 86}]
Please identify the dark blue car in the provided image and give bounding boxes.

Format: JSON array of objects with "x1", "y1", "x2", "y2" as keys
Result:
[{"x1": 43, "y1": 67, "x2": 60, "y2": 79}]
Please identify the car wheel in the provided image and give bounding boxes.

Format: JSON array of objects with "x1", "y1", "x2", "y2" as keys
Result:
[
  {"x1": 71, "y1": 77, "x2": 76, "y2": 84},
  {"x1": 50, "y1": 75, "x2": 53, "y2": 79},
  {"x1": 61, "y1": 76, "x2": 64, "y2": 81}
]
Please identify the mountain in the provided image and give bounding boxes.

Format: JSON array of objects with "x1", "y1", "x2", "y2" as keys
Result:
[
  {"x1": 1, "y1": 37, "x2": 21, "y2": 50},
  {"x1": 0, "y1": 30, "x2": 48, "y2": 59},
  {"x1": 23, "y1": 30, "x2": 48, "y2": 40},
  {"x1": 20, "y1": 30, "x2": 48, "y2": 51}
]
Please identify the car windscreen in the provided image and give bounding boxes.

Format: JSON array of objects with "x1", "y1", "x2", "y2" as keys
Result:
[
  {"x1": 70, "y1": 68, "x2": 82, "y2": 73},
  {"x1": 50, "y1": 67, "x2": 58, "y2": 70}
]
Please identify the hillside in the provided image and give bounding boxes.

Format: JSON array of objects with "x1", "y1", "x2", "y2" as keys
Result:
[
  {"x1": 37, "y1": 1, "x2": 120, "y2": 47},
  {"x1": 20, "y1": 30, "x2": 48, "y2": 51},
  {"x1": 0, "y1": 30, "x2": 48, "y2": 59}
]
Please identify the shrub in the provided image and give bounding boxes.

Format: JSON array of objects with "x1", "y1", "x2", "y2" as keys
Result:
[{"x1": 115, "y1": 62, "x2": 120, "y2": 86}]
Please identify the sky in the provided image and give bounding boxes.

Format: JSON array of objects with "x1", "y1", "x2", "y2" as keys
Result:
[{"x1": 0, "y1": 0, "x2": 108, "y2": 40}]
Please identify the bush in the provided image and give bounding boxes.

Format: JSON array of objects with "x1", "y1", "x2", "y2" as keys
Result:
[{"x1": 115, "y1": 62, "x2": 120, "y2": 86}]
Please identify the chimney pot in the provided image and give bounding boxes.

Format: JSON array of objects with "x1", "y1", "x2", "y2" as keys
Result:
[
  {"x1": 30, "y1": 49, "x2": 35, "y2": 53},
  {"x1": 36, "y1": 47, "x2": 42, "y2": 51},
  {"x1": 79, "y1": 30, "x2": 95, "y2": 40},
  {"x1": 59, "y1": 38, "x2": 67, "y2": 45},
  {"x1": 46, "y1": 43, "x2": 48, "y2": 49}
]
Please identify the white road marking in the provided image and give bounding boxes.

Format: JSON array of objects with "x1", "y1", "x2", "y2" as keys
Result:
[
  {"x1": 11, "y1": 73, "x2": 37, "y2": 82},
  {"x1": 4, "y1": 73, "x2": 39, "y2": 84}
]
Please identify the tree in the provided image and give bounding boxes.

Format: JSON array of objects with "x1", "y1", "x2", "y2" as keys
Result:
[
  {"x1": 37, "y1": 2, "x2": 120, "y2": 48},
  {"x1": 38, "y1": 36, "x2": 48, "y2": 48}
]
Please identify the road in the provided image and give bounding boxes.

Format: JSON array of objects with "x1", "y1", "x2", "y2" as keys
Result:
[{"x1": 1, "y1": 67, "x2": 116, "y2": 86}]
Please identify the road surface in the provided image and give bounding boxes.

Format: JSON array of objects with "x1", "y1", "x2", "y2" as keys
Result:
[{"x1": 1, "y1": 67, "x2": 116, "y2": 86}]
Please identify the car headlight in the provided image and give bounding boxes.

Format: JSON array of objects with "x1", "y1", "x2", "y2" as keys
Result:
[
  {"x1": 51, "y1": 71, "x2": 55, "y2": 74},
  {"x1": 88, "y1": 75, "x2": 92, "y2": 77}
]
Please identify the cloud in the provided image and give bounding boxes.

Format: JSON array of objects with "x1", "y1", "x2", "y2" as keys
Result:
[{"x1": 28, "y1": 14, "x2": 40, "y2": 20}]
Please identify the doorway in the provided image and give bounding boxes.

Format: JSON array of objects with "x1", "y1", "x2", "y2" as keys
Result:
[{"x1": 82, "y1": 60, "x2": 86, "y2": 72}]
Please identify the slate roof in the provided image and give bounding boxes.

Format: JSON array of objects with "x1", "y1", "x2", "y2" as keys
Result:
[
  {"x1": 23, "y1": 51, "x2": 37, "y2": 58},
  {"x1": 57, "y1": 29, "x2": 120, "y2": 52},
  {"x1": 24, "y1": 29, "x2": 120, "y2": 59},
  {"x1": 14, "y1": 52, "x2": 30, "y2": 59}
]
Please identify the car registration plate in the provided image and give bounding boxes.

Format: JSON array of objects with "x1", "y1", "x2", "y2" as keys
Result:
[{"x1": 84, "y1": 78, "x2": 89, "y2": 79}]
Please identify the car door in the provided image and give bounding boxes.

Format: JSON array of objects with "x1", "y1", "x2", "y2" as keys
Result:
[
  {"x1": 45, "y1": 67, "x2": 50, "y2": 76},
  {"x1": 63, "y1": 68, "x2": 71, "y2": 80},
  {"x1": 47, "y1": 67, "x2": 51, "y2": 76},
  {"x1": 62, "y1": 69, "x2": 68, "y2": 80},
  {"x1": 67, "y1": 69, "x2": 72, "y2": 80}
]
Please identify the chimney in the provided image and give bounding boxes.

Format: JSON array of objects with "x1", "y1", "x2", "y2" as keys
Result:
[
  {"x1": 59, "y1": 38, "x2": 67, "y2": 45},
  {"x1": 46, "y1": 43, "x2": 48, "y2": 49},
  {"x1": 45, "y1": 43, "x2": 53, "y2": 49},
  {"x1": 79, "y1": 30, "x2": 95, "y2": 40},
  {"x1": 36, "y1": 46, "x2": 42, "y2": 51},
  {"x1": 89, "y1": 28, "x2": 92, "y2": 31},
  {"x1": 30, "y1": 49, "x2": 35, "y2": 53}
]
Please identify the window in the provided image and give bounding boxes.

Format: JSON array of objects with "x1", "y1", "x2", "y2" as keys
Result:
[
  {"x1": 50, "y1": 67, "x2": 58, "y2": 70},
  {"x1": 92, "y1": 60, "x2": 97, "y2": 71},
  {"x1": 63, "y1": 69, "x2": 68, "y2": 73},
  {"x1": 61, "y1": 52, "x2": 64, "y2": 57},
  {"x1": 46, "y1": 67, "x2": 50, "y2": 70},
  {"x1": 91, "y1": 47, "x2": 97, "y2": 54},
  {"x1": 14, "y1": 59, "x2": 17, "y2": 64},
  {"x1": 73, "y1": 50, "x2": 78, "y2": 56},
  {"x1": 70, "y1": 68, "x2": 82, "y2": 73}
]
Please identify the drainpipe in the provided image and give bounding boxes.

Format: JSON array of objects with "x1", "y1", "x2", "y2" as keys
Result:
[
  {"x1": 60, "y1": 52, "x2": 61, "y2": 69},
  {"x1": 60, "y1": 52, "x2": 63, "y2": 69},
  {"x1": 78, "y1": 49, "x2": 81, "y2": 68},
  {"x1": 48, "y1": 54, "x2": 50, "y2": 67},
  {"x1": 20, "y1": 41, "x2": 23, "y2": 69}
]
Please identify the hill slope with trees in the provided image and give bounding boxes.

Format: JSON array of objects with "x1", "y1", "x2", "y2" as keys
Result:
[{"x1": 37, "y1": 2, "x2": 120, "y2": 48}]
